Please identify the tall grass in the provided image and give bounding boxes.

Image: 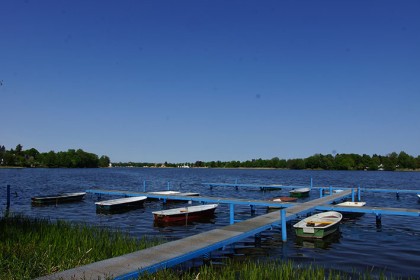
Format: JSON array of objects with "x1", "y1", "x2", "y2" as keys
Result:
[
  {"x1": 140, "y1": 260, "x2": 416, "y2": 280},
  {"x1": 0, "y1": 213, "x2": 163, "y2": 280}
]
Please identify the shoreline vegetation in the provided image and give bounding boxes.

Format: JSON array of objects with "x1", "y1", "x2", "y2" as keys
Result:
[
  {"x1": 1, "y1": 144, "x2": 419, "y2": 171},
  {"x1": 0, "y1": 214, "x2": 412, "y2": 280}
]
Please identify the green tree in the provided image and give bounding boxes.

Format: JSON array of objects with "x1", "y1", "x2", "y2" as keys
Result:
[
  {"x1": 15, "y1": 144, "x2": 23, "y2": 154},
  {"x1": 334, "y1": 154, "x2": 356, "y2": 170},
  {"x1": 99, "y1": 155, "x2": 111, "y2": 167},
  {"x1": 397, "y1": 151, "x2": 416, "y2": 169},
  {"x1": 287, "y1": 158, "x2": 305, "y2": 169}
]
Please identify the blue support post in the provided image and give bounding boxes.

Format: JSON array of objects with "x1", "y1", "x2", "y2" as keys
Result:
[
  {"x1": 319, "y1": 188, "x2": 323, "y2": 198},
  {"x1": 310, "y1": 177, "x2": 313, "y2": 189},
  {"x1": 203, "y1": 252, "x2": 211, "y2": 264},
  {"x1": 7, "y1": 184, "x2": 11, "y2": 209},
  {"x1": 255, "y1": 232, "x2": 261, "y2": 247},
  {"x1": 351, "y1": 188, "x2": 355, "y2": 202},
  {"x1": 167, "y1": 181, "x2": 170, "y2": 190},
  {"x1": 358, "y1": 185, "x2": 361, "y2": 201},
  {"x1": 250, "y1": 205, "x2": 255, "y2": 214},
  {"x1": 143, "y1": 180, "x2": 146, "y2": 192},
  {"x1": 281, "y1": 209, "x2": 287, "y2": 242},
  {"x1": 230, "y1": 204, "x2": 234, "y2": 224},
  {"x1": 329, "y1": 186, "x2": 333, "y2": 196},
  {"x1": 376, "y1": 213, "x2": 382, "y2": 227}
]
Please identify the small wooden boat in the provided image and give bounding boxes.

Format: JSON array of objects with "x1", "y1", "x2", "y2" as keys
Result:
[
  {"x1": 95, "y1": 196, "x2": 147, "y2": 212},
  {"x1": 336, "y1": 201, "x2": 366, "y2": 207},
  {"x1": 31, "y1": 192, "x2": 86, "y2": 205},
  {"x1": 260, "y1": 184, "x2": 282, "y2": 191},
  {"x1": 293, "y1": 211, "x2": 342, "y2": 239},
  {"x1": 148, "y1": 191, "x2": 182, "y2": 195},
  {"x1": 147, "y1": 191, "x2": 200, "y2": 202},
  {"x1": 268, "y1": 196, "x2": 298, "y2": 209},
  {"x1": 153, "y1": 204, "x2": 218, "y2": 224},
  {"x1": 336, "y1": 201, "x2": 366, "y2": 218},
  {"x1": 322, "y1": 189, "x2": 344, "y2": 195},
  {"x1": 289, "y1": 187, "x2": 310, "y2": 198}
]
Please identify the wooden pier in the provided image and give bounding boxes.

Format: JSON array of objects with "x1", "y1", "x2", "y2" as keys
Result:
[{"x1": 36, "y1": 190, "x2": 352, "y2": 280}]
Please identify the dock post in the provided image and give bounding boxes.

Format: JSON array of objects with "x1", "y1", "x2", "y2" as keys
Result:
[
  {"x1": 143, "y1": 180, "x2": 146, "y2": 192},
  {"x1": 203, "y1": 252, "x2": 211, "y2": 265},
  {"x1": 250, "y1": 205, "x2": 255, "y2": 215},
  {"x1": 351, "y1": 188, "x2": 355, "y2": 202},
  {"x1": 255, "y1": 232, "x2": 261, "y2": 247},
  {"x1": 358, "y1": 185, "x2": 361, "y2": 201},
  {"x1": 281, "y1": 209, "x2": 287, "y2": 242},
  {"x1": 6, "y1": 184, "x2": 11, "y2": 209},
  {"x1": 310, "y1": 177, "x2": 313, "y2": 189},
  {"x1": 329, "y1": 186, "x2": 333, "y2": 196},
  {"x1": 396, "y1": 192, "x2": 399, "y2": 199},
  {"x1": 235, "y1": 179, "x2": 238, "y2": 190},
  {"x1": 230, "y1": 204, "x2": 234, "y2": 224},
  {"x1": 376, "y1": 213, "x2": 382, "y2": 227},
  {"x1": 167, "y1": 181, "x2": 170, "y2": 190}
]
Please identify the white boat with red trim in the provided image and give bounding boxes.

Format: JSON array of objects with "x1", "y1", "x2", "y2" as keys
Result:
[{"x1": 153, "y1": 204, "x2": 218, "y2": 224}]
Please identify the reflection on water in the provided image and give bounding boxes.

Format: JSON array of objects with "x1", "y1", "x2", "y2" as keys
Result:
[
  {"x1": 295, "y1": 230, "x2": 341, "y2": 249},
  {"x1": 153, "y1": 216, "x2": 216, "y2": 228},
  {"x1": 96, "y1": 205, "x2": 145, "y2": 215}
]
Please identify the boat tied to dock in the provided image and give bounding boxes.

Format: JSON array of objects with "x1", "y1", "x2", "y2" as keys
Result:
[{"x1": 293, "y1": 211, "x2": 343, "y2": 239}]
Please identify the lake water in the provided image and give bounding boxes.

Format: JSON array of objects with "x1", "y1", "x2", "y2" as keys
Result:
[{"x1": 1, "y1": 168, "x2": 420, "y2": 278}]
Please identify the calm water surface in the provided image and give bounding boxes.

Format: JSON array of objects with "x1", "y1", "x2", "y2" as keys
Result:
[{"x1": 1, "y1": 168, "x2": 420, "y2": 278}]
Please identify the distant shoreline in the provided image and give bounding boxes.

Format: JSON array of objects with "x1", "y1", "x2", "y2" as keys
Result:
[{"x1": 2, "y1": 166, "x2": 419, "y2": 172}]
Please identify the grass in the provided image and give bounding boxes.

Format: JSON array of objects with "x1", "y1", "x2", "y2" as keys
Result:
[
  {"x1": 0, "y1": 213, "x2": 163, "y2": 280},
  {"x1": 139, "y1": 260, "x2": 415, "y2": 280}
]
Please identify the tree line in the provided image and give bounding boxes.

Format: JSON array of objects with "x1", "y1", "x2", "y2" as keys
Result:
[
  {"x1": 113, "y1": 151, "x2": 420, "y2": 171},
  {"x1": 0, "y1": 144, "x2": 110, "y2": 168},
  {"x1": 2, "y1": 144, "x2": 419, "y2": 171}
]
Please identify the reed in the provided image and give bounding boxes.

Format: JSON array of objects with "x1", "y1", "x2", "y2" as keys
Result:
[
  {"x1": 140, "y1": 260, "x2": 414, "y2": 280},
  {"x1": 0, "y1": 213, "x2": 163, "y2": 280}
]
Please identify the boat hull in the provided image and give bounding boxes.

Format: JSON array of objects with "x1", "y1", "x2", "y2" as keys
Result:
[
  {"x1": 268, "y1": 196, "x2": 298, "y2": 209},
  {"x1": 336, "y1": 201, "x2": 366, "y2": 218},
  {"x1": 289, "y1": 188, "x2": 310, "y2": 198},
  {"x1": 95, "y1": 196, "x2": 147, "y2": 213},
  {"x1": 294, "y1": 223, "x2": 340, "y2": 239},
  {"x1": 153, "y1": 204, "x2": 217, "y2": 225},
  {"x1": 31, "y1": 192, "x2": 86, "y2": 205},
  {"x1": 146, "y1": 191, "x2": 200, "y2": 202}
]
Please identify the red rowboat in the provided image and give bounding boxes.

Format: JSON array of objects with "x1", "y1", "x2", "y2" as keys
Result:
[{"x1": 268, "y1": 196, "x2": 298, "y2": 209}]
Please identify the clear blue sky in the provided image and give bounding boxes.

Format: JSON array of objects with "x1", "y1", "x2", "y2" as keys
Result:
[{"x1": 1, "y1": 0, "x2": 419, "y2": 163}]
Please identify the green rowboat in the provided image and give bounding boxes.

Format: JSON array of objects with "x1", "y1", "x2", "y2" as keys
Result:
[
  {"x1": 293, "y1": 211, "x2": 342, "y2": 239},
  {"x1": 289, "y1": 187, "x2": 310, "y2": 198}
]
